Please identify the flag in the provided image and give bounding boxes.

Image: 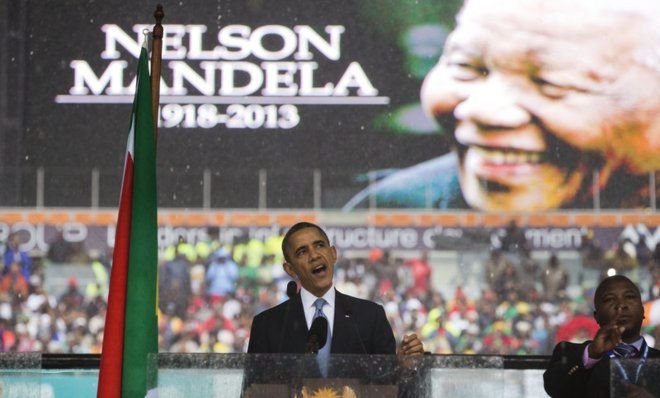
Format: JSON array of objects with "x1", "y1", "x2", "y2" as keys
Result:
[{"x1": 97, "y1": 43, "x2": 158, "y2": 398}]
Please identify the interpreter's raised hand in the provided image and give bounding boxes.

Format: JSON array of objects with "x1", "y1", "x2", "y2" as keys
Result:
[
  {"x1": 588, "y1": 324, "x2": 625, "y2": 359},
  {"x1": 397, "y1": 333, "x2": 424, "y2": 355}
]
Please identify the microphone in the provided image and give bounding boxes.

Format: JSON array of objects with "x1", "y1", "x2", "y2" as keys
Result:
[
  {"x1": 306, "y1": 317, "x2": 328, "y2": 354},
  {"x1": 277, "y1": 280, "x2": 298, "y2": 352},
  {"x1": 286, "y1": 280, "x2": 297, "y2": 299},
  {"x1": 342, "y1": 298, "x2": 368, "y2": 354}
]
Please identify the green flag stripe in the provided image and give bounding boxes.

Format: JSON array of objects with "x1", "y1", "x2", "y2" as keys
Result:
[{"x1": 122, "y1": 47, "x2": 158, "y2": 398}]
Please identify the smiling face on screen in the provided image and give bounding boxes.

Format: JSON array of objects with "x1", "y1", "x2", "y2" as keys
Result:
[{"x1": 421, "y1": 0, "x2": 660, "y2": 210}]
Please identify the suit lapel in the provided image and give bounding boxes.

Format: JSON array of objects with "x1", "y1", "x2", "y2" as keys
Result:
[
  {"x1": 282, "y1": 294, "x2": 309, "y2": 353},
  {"x1": 647, "y1": 347, "x2": 660, "y2": 358},
  {"x1": 331, "y1": 291, "x2": 354, "y2": 354}
]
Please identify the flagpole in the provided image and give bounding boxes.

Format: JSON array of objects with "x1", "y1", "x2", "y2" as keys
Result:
[{"x1": 150, "y1": 4, "x2": 164, "y2": 140}]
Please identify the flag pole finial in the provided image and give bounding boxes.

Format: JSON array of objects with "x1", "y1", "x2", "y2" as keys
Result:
[{"x1": 153, "y1": 5, "x2": 164, "y2": 36}]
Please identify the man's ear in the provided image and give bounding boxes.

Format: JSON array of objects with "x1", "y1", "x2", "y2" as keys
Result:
[
  {"x1": 283, "y1": 261, "x2": 296, "y2": 279},
  {"x1": 593, "y1": 310, "x2": 601, "y2": 326}
]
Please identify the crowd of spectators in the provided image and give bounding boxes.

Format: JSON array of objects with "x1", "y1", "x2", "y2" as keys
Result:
[{"x1": 0, "y1": 229, "x2": 659, "y2": 356}]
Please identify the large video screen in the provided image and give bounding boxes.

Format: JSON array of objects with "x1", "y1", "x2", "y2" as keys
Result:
[{"x1": 22, "y1": 0, "x2": 660, "y2": 211}]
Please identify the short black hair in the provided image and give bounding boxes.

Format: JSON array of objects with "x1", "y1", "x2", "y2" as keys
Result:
[
  {"x1": 594, "y1": 275, "x2": 640, "y2": 309},
  {"x1": 281, "y1": 222, "x2": 330, "y2": 263}
]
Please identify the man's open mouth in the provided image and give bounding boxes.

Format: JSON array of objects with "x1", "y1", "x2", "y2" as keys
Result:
[
  {"x1": 454, "y1": 137, "x2": 588, "y2": 195},
  {"x1": 458, "y1": 143, "x2": 550, "y2": 188},
  {"x1": 455, "y1": 131, "x2": 584, "y2": 182},
  {"x1": 435, "y1": 115, "x2": 597, "y2": 198},
  {"x1": 451, "y1": 121, "x2": 586, "y2": 171},
  {"x1": 312, "y1": 264, "x2": 327, "y2": 275},
  {"x1": 465, "y1": 145, "x2": 545, "y2": 165}
]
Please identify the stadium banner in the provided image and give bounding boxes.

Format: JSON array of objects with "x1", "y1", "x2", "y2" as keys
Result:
[
  {"x1": 20, "y1": 0, "x2": 660, "y2": 211},
  {"x1": 0, "y1": 218, "x2": 657, "y2": 253}
]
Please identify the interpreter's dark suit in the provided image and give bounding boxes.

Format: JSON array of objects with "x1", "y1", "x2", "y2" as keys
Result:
[
  {"x1": 248, "y1": 289, "x2": 396, "y2": 355},
  {"x1": 544, "y1": 341, "x2": 660, "y2": 398}
]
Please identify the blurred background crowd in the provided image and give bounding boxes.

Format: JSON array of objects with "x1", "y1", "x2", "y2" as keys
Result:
[{"x1": 1, "y1": 225, "x2": 659, "y2": 356}]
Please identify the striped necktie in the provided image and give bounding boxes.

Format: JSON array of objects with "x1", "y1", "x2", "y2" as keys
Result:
[
  {"x1": 613, "y1": 343, "x2": 638, "y2": 359},
  {"x1": 313, "y1": 298, "x2": 331, "y2": 377}
]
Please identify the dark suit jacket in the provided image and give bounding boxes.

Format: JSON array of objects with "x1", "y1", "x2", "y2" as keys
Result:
[
  {"x1": 247, "y1": 289, "x2": 396, "y2": 355},
  {"x1": 544, "y1": 340, "x2": 660, "y2": 398}
]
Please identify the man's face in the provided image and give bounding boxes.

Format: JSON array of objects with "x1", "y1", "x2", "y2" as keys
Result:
[
  {"x1": 420, "y1": 0, "x2": 660, "y2": 210},
  {"x1": 594, "y1": 278, "x2": 644, "y2": 341},
  {"x1": 283, "y1": 227, "x2": 337, "y2": 297}
]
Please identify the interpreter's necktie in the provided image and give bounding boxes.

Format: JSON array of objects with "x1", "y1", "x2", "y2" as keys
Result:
[
  {"x1": 610, "y1": 342, "x2": 646, "y2": 386},
  {"x1": 613, "y1": 343, "x2": 638, "y2": 359},
  {"x1": 313, "y1": 298, "x2": 331, "y2": 377}
]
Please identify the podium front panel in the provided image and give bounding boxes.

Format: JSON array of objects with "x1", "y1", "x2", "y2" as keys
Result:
[
  {"x1": 610, "y1": 357, "x2": 660, "y2": 397},
  {"x1": 147, "y1": 353, "x2": 505, "y2": 398}
]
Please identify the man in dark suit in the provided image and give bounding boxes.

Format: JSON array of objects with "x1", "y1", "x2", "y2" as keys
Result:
[
  {"x1": 544, "y1": 275, "x2": 660, "y2": 398},
  {"x1": 248, "y1": 222, "x2": 423, "y2": 356}
]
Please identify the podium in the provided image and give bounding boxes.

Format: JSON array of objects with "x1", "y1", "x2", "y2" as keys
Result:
[
  {"x1": 146, "y1": 353, "x2": 504, "y2": 397},
  {"x1": 610, "y1": 358, "x2": 660, "y2": 397}
]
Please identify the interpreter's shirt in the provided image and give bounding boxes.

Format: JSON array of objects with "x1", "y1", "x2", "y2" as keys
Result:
[{"x1": 583, "y1": 337, "x2": 645, "y2": 369}]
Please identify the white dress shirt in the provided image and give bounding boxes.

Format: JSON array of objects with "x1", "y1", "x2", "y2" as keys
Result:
[{"x1": 300, "y1": 285, "x2": 335, "y2": 335}]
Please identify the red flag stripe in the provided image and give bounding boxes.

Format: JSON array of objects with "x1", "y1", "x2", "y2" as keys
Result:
[{"x1": 97, "y1": 152, "x2": 134, "y2": 398}]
